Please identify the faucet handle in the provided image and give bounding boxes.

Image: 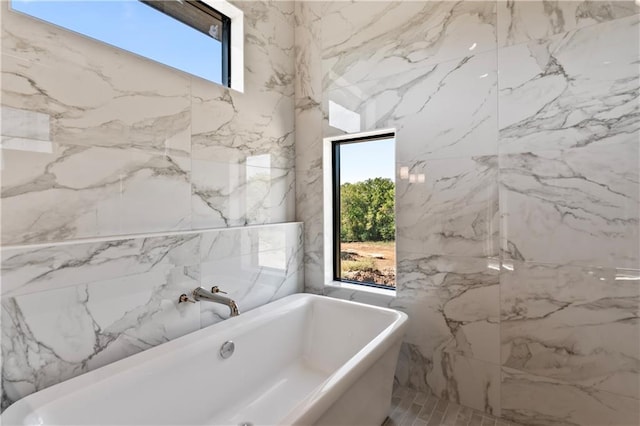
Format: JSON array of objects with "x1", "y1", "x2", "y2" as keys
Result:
[
  {"x1": 178, "y1": 293, "x2": 196, "y2": 304},
  {"x1": 211, "y1": 286, "x2": 227, "y2": 294}
]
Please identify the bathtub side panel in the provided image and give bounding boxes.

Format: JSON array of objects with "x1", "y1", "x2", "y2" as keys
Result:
[{"x1": 311, "y1": 339, "x2": 402, "y2": 426}]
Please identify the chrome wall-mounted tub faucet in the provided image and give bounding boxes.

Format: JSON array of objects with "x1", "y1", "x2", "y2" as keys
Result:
[{"x1": 179, "y1": 286, "x2": 240, "y2": 317}]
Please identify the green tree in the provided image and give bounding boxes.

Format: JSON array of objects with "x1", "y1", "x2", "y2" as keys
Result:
[{"x1": 340, "y1": 177, "x2": 395, "y2": 242}]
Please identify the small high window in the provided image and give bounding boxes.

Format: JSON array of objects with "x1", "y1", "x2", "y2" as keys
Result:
[
  {"x1": 332, "y1": 132, "x2": 396, "y2": 289},
  {"x1": 10, "y1": 0, "x2": 233, "y2": 87}
]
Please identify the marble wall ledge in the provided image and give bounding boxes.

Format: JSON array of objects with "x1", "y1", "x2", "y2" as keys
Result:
[{"x1": 1, "y1": 223, "x2": 303, "y2": 298}]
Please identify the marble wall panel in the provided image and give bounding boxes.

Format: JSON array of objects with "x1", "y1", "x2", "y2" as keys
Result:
[
  {"x1": 191, "y1": 158, "x2": 295, "y2": 229},
  {"x1": 1, "y1": 234, "x2": 199, "y2": 297},
  {"x1": 295, "y1": 1, "x2": 640, "y2": 424},
  {"x1": 497, "y1": 0, "x2": 640, "y2": 48},
  {"x1": 501, "y1": 261, "x2": 640, "y2": 401},
  {"x1": 502, "y1": 367, "x2": 640, "y2": 426},
  {"x1": 1, "y1": 223, "x2": 303, "y2": 410},
  {"x1": 396, "y1": 156, "x2": 498, "y2": 257},
  {"x1": 321, "y1": 1, "x2": 496, "y2": 90},
  {"x1": 294, "y1": 0, "x2": 325, "y2": 294},
  {"x1": 385, "y1": 253, "x2": 502, "y2": 415},
  {"x1": 1, "y1": 233, "x2": 202, "y2": 409},
  {"x1": 198, "y1": 223, "x2": 304, "y2": 326},
  {"x1": 0, "y1": 142, "x2": 191, "y2": 241},
  {"x1": 1, "y1": 0, "x2": 296, "y2": 245},
  {"x1": 325, "y1": 50, "x2": 498, "y2": 160},
  {"x1": 0, "y1": 17, "x2": 192, "y2": 157},
  {"x1": 1, "y1": 0, "x2": 299, "y2": 413},
  {"x1": 392, "y1": 255, "x2": 500, "y2": 366},
  {"x1": 500, "y1": 141, "x2": 639, "y2": 269},
  {"x1": 498, "y1": 14, "x2": 639, "y2": 154},
  {"x1": 396, "y1": 343, "x2": 501, "y2": 417}
]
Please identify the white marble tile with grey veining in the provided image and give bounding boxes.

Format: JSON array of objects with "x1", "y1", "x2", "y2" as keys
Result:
[
  {"x1": 322, "y1": 1, "x2": 496, "y2": 91},
  {"x1": 237, "y1": 0, "x2": 295, "y2": 97},
  {"x1": 190, "y1": 0, "x2": 295, "y2": 168},
  {"x1": 1, "y1": 106, "x2": 50, "y2": 149},
  {"x1": 191, "y1": 158, "x2": 295, "y2": 230},
  {"x1": 498, "y1": 14, "x2": 639, "y2": 154},
  {"x1": 500, "y1": 141, "x2": 639, "y2": 268},
  {"x1": 294, "y1": 1, "x2": 326, "y2": 295},
  {"x1": 190, "y1": 78, "x2": 295, "y2": 170},
  {"x1": 1, "y1": 233, "x2": 200, "y2": 298},
  {"x1": 392, "y1": 254, "x2": 500, "y2": 367},
  {"x1": 1, "y1": 275, "x2": 201, "y2": 410},
  {"x1": 396, "y1": 156, "x2": 499, "y2": 258},
  {"x1": 501, "y1": 260, "x2": 640, "y2": 400},
  {"x1": 294, "y1": 1, "x2": 323, "y2": 107},
  {"x1": 1, "y1": 143, "x2": 192, "y2": 245},
  {"x1": 497, "y1": 0, "x2": 640, "y2": 48},
  {"x1": 501, "y1": 367, "x2": 640, "y2": 426},
  {"x1": 1, "y1": 11, "x2": 194, "y2": 245},
  {"x1": 1, "y1": 223, "x2": 304, "y2": 409},
  {"x1": 395, "y1": 342, "x2": 433, "y2": 395},
  {"x1": 323, "y1": 283, "x2": 395, "y2": 309},
  {"x1": 0, "y1": 233, "x2": 202, "y2": 409},
  {"x1": 325, "y1": 50, "x2": 498, "y2": 160},
  {"x1": 293, "y1": 104, "x2": 324, "y2": 294},
  {"x1": 199, "y1": 222, "x2": 302, "y2": 264},
  {"x1": 199, "y1": 238, "x2": 304, "y2": 327},
  {"x1": 1, "y1": 19, "x2": 192, "y2": 157},
  {"x1": 396, "y1": 342, "x2": 501, "y2": 418}
]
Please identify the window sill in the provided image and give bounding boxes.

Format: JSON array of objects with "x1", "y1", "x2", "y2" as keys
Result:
[{"x1": 325, "y1": 280, "x2": 396, "y2": 300}]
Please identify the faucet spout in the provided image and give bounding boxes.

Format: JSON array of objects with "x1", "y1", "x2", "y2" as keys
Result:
[{"x1": 192, "y1": 287, "x2": 240, "y2": 317}]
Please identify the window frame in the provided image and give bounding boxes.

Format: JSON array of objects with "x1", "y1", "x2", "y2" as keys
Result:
[
  {"x1": 141, "y1": 0, "x2": 232, "y2": 87},
  {"x1": 331, "y1": 131, "x2": 396, "y2": 291}
]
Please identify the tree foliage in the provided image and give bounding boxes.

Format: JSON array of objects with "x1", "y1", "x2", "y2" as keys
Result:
[{"x1": 340, "y1": 177, "x2": 395, "y2": 242}]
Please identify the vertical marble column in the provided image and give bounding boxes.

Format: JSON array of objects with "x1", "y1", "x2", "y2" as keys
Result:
[{"x1": 295, "y1": 0, "x2": 326, "y2": 294}]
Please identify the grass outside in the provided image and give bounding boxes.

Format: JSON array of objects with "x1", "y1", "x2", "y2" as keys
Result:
[{"x1": 340, "y1": 241, "x2": 396, "y2": 287}]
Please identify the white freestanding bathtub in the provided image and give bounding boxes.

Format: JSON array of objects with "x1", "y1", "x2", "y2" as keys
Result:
[{"x1": 2, "y1": 293, "x2": 408, "y2": 426}]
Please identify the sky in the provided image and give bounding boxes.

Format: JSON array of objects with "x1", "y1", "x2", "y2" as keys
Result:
[
  {"x1": 11, "y1": 0, "x2": 222, "y2": 84},
  {"x1": 339, "y1": 138, "x2": 395, "y2": 184}
]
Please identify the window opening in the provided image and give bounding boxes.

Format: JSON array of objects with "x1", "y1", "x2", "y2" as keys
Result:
[{"x1": 332, "y1": 132, "x2": 396, "y2": 289}]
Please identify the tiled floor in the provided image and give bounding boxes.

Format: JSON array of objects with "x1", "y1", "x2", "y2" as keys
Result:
[{"x1": 383, "y1": 387, "x2": 520, "y2": 426}]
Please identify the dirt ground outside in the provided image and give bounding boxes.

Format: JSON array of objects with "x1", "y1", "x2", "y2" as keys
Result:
[{"x1": 340, "y1": 241, "x2": 396, "y2": 287}]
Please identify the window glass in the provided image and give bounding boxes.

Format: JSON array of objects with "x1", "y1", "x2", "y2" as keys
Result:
[
  {"x1": 10, "y1": 0, "x2": 227, "y2": 85},
  {"x1": 334, "y1": 135, "x2": 396, "y2": 289}
]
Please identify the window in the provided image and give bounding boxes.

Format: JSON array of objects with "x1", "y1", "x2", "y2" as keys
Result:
[
  {"x1": 10, "y1": 0, "x2": 241, "y2": 88},
  {"x1": 331, "y1": 132, "x2": 396, "y2": 289}
]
